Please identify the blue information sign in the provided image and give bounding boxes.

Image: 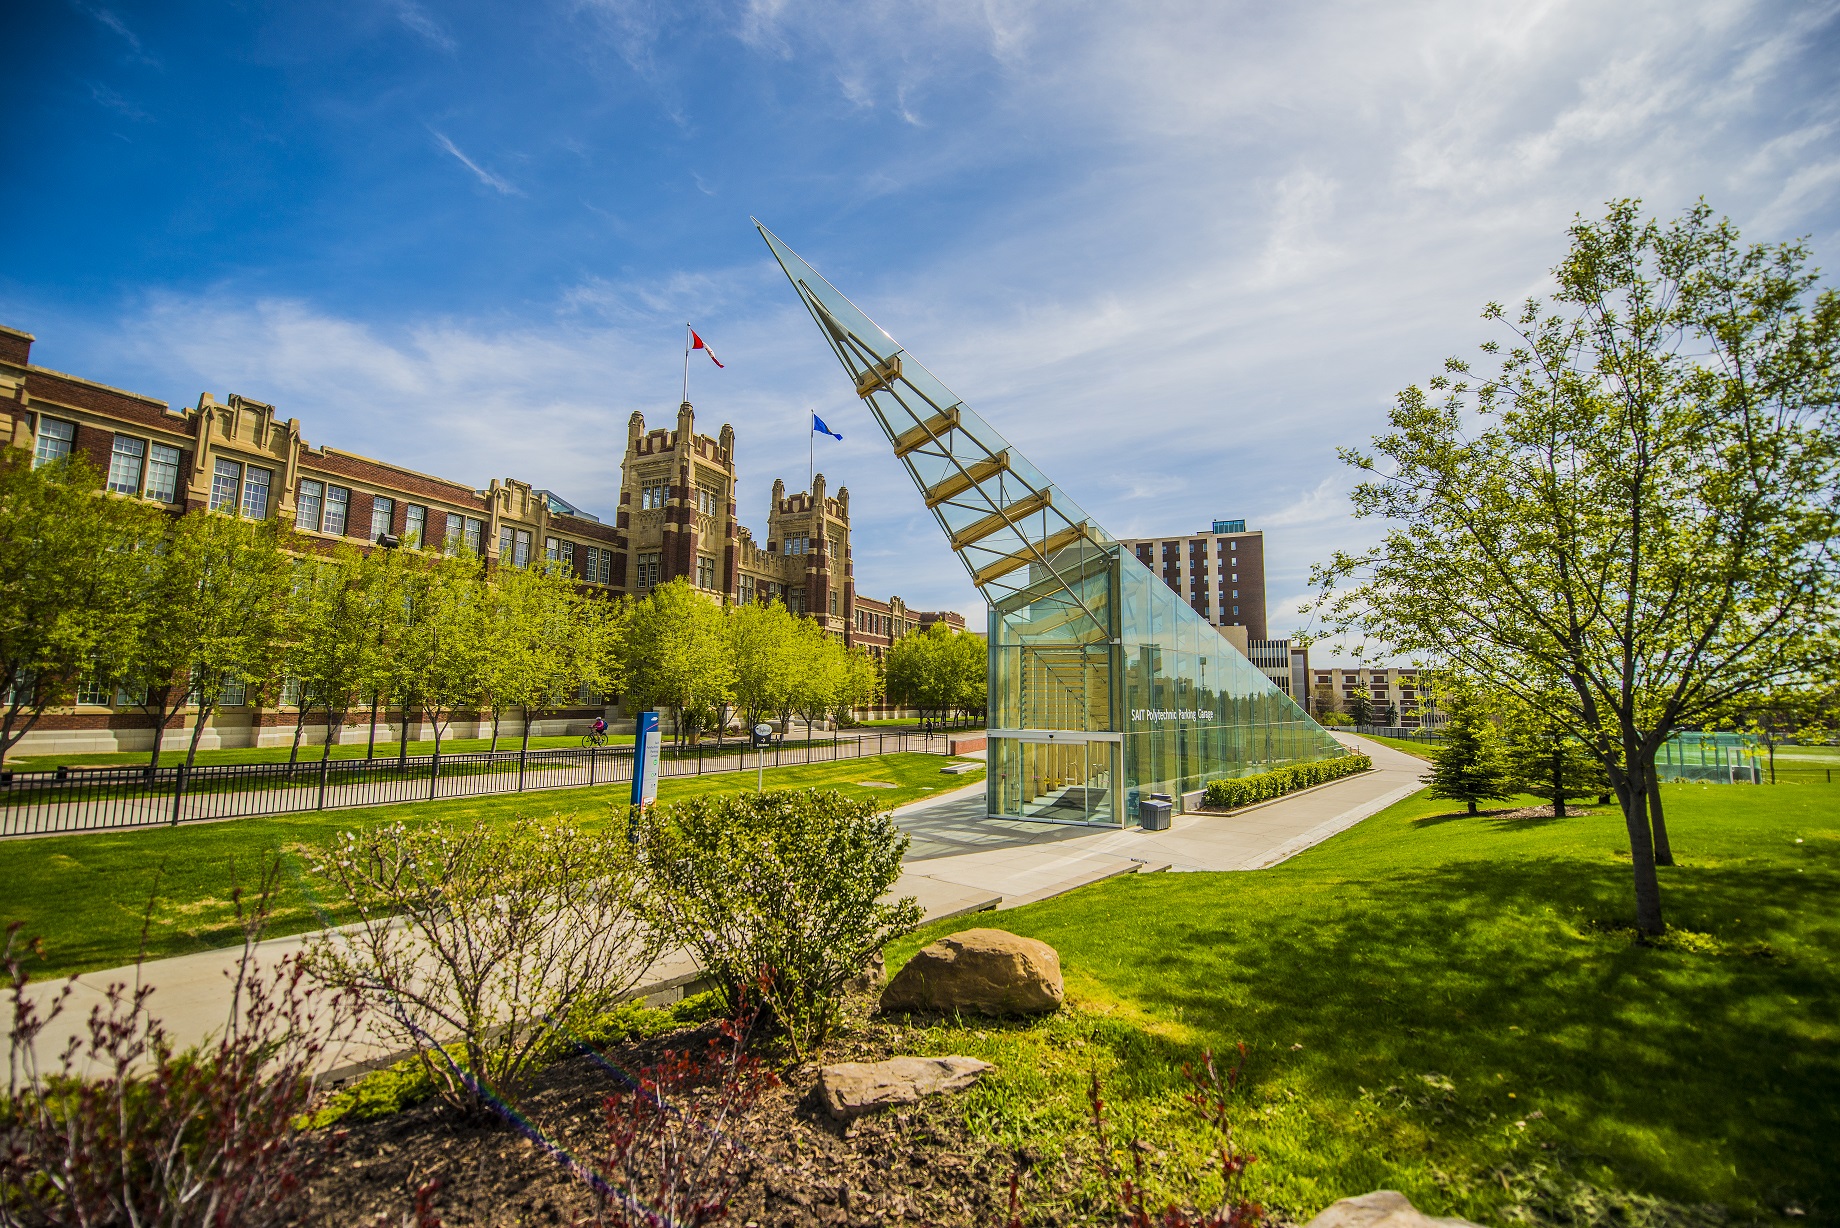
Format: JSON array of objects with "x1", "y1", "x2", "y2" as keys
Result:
[{"x1": 631, "y1": 711, "x2": 661, "y2": 808}]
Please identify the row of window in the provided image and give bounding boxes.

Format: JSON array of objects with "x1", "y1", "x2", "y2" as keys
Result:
[
  {"x1": 33, "y1": 418, "x2": 619, "y2": 583},
  {"x1": 636, "y1": 481, "x2": 726, "y2": 515}
]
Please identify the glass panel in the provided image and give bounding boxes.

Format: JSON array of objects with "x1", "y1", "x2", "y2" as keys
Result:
[
  {"x1": 371, "y1": 496, "x2": 395, "y2": 541},
  {"x1": 212, "y1": 460, "x2": 243, "y2": 512},
  {"x1": 34, "y1": 418, "x2": 76, "y2": 467},
  {"x1": 404, "y1": 504, "x2": 426, "y2": 547},
  {"x1": 146, "y1": 443, "x2": 181, "y2": 502},
  {"x1": 296, "y1": 478, "x2": 323, "y2": 528},
  {"x1": 760, "y1": 222, "x2": 1346, "y2": 826},
  {"x1": 243, "y1": 466, "x2": 273, "y2": 520},
  {"x1": 107, "y1": 435, "x2": 145, "y2": 495}
]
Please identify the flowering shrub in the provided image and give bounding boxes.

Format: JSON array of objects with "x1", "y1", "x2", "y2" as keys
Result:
[
  {"x1": 304, "y1": 815, "x2": 656, "y2": 1114},
  {"x1": 1, "y1": 873, "x2": 358, "y2": 1227},
  {"x1": 1202, "y1": 753, "x2": 1371, "y2": 810},
  {"x1": 637, "y1": 790, "x2": 921, "y2": 1057}
]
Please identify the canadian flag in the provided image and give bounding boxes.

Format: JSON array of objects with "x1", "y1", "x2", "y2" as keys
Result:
[{"x1": 690, "y1": 329, "x2": 724, "y2": 368}]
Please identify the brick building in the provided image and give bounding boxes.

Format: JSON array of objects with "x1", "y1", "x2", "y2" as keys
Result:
[{"x1": 2, "y1": 323, "x2": 966, "y2": 754}]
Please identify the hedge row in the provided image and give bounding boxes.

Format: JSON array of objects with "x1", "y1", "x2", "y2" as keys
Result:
[{"x1": 1203, "y1": 753, "x2": 1372, "y2": 810}]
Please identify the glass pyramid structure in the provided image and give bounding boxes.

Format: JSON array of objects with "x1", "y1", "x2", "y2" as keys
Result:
[{"x1": 758, "y1": 223, "x2": 1346, "y2": 825}]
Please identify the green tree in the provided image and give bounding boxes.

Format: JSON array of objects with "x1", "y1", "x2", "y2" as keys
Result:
[
  {"x1": 729, "y1": 600, "x2": 801, "y2": 734},
  {"x1": 105, "y1": 512, "x2": 294, "y2": 770},
  {"x1": 0, "y1": 452, "x2": 160, "y2": 766},
  {"x1": 618, "y1": 580, "x2": 734, "y2": 746},
  {"x1": 398, "y1": 551, "x2": 489, "y2": 767},
  {"x1": 1502, "y1": 684, "x2": 1609, "y2": 818},
  {"x1": 279, "y1": 542, "x2": 373, "y2": 766},
  {"x1": 1422, "y1": 687, "x2": 1512, "y2": 815},
  {"x1": 833, "y1": 644, "x2": 882, "y2": 727},
  {"x1": 787, "y1": 620, "x2": 844, "y2": 744},
  {"x1": 1310, "y1": 200, "x2": 1840, "y2": 933},
  {"x1": 1346, "y1": 687, "x2": 1375, "y2": 726}
]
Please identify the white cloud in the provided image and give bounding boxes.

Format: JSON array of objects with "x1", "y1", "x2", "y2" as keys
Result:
[{"x1": 431, "y1": 131, "x2": 521, "y2": 195}]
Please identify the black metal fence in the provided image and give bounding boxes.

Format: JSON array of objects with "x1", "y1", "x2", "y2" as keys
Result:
[{"x1": 0, "y1": 732, "x2": 957, "y2": 839}]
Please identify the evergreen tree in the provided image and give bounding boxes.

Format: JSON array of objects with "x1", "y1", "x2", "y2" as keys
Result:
[
  {"x1": 1423, "y1": 688, "x2": 1512, "y2": 815},
  {"x1": 1346, "y1": 687, "x2": 1375, "y2": 726}
]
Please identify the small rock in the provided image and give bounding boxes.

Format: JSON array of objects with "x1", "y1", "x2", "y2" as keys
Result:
[
  {"x1": 847, "y1": 950, "x2": 887, "y2": 993},
  {"x1": 880, "y1": 929, "x2": 1063, "y2": 1016},
  {"x1": 815, "y1": 1056, "x2": 992, "y2": 1121},
  {"x1": 1304, "y1": 1191, "x2": 1484, "y2": 1228}
]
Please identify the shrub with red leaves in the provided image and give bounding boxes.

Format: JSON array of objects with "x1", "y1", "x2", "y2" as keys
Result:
[
  {"x1": 1, "y1": 866, "x2": 359, "y2": 1227},
  {"x1": 1084, "y1": 1043, "x2": 1264, "y2": 1228},
  {"x1": 588, "y1": 994, "x2": 778, "y2": 1228}
]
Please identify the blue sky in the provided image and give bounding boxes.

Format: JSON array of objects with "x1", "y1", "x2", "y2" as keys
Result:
[{"x1": 6, "y1": 0, "x2": 1839, "y2": 649}]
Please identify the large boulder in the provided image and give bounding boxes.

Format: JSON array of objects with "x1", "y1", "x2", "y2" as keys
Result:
[
  {"x1": 879, "y1": 929, "x2": 1063, "y2": 1016},
  {"x1": 815, "y1": 1056, "x2": 992, "y2": 1121},
  {"x1": 1303, "y1": 1192, "x2": 1483, "y2": 1228}
]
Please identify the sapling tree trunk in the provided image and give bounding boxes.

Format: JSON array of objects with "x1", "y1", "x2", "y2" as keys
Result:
[{"x1": 1647, "y1": 768, "x2": 1673, "y2": 866}]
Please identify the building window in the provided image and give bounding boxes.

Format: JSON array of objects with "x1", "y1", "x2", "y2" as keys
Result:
[
  {"x1": 214, "y1": 460, "x2": 245, "y2": 512},
  {"x1": 370, "y1": 496, "x2": 395, "y2": 542},
  {"x1": 76, "y1": 678, "x2": 109, "y2": 706},
  {"x1": 640, "y1": 483, "x2": 668, "y2": 510},
  {"x1": 34, "y1": 418, "x2": 76, "y2": 468},
  {"x1": 498, "y1": 525, "x2": 531, "y2": 567},
  {"x1": 636, "y1": 552, "x2": 661, "y2": 592},
  {"x1": 314, "y1": 484, "x2": 347, "y2": 533},
  {"x1": 295, "y1": 477, "x2": 323, "y2": 527},
  {"x1": 115, "y1": 683, "x2": 146, "y2": 707},
  {"x1": 468, "y1": 518, "x2": 489, "y2": 558},
  {"x1": 739, "y1": 574, "x2": 756, "y2": 604},
  {"x1": 404, "y1": 504, "x2": 427, "y2": 547},
  {"x1": 221, "y1": 676, "x2": 246, "y2": 707},
  {"x1": 696, "y1": 554, "x2": 716, "y2": 589},
  {"x1": 785, "y1": 534, "x2": 810, "y2": 555},
  {"x1": 107, "y1": 435, "x2": 146, "y2": 495},
  {"x1": 545, "y1": 537, "x2": 575, "y2": 571},
  {"x1": 146, "y1": 443, "x2": 181, "y2": 503},
  {"x1": 243, "y1": 467, "x2": 273, "y2": 521},
  {"x1": 444, "y1": 514, "x2": 465, "y2": 554},
  {"x1": 696, "y1": 484, "x2": 720, "y2": 516},
  {"x1": 279, "y1": 677, "x2": 301, "y2": 707},
  {"x1": 829, "y1": 590, "x2": 838, "y2": 615},
  {"x1": 583, "y1": 545, "x2": 611, "y2": 584}
]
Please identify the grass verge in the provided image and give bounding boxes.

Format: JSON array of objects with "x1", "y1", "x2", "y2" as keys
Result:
[
  {"x1": 885, "y1": 782, "x2": 1835, "y2": 1224},
  {"x1": 1, "y1": 752, "x2": 982, "y2": 979}
]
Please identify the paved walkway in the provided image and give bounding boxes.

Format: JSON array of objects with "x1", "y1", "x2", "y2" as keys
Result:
[{"x1": 19, "y1": 736, "x2": 1423, "y2": 1077}]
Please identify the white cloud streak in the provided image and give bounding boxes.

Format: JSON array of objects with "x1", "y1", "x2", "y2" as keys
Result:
[{"x1": 431, "y1": 131, "x2": 521, "y2": 195}]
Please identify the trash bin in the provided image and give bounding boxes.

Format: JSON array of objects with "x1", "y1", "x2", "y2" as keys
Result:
[{"x1": 1139, "y1": 798, "x2": 1173, "y2": 831}]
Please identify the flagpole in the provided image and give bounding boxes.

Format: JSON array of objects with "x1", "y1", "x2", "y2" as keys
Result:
[{"x1": 682, "y1": 324, "x2": 691, "y2": 405}]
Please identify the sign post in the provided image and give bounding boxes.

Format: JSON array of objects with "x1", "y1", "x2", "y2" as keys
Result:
[
  {"x1": 630, "y1": 711, "x2": 661, "y2": 841},
  {"x1": 751, "y1": 723, "x2": 773, "y2": 793}
]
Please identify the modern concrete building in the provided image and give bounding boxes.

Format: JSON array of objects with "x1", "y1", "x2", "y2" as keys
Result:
[
  {"x1": 762, "y1": 224, "x2": 1344, "y2": 825},
  {"x1": 1, "y1": 322, "x2": 948, "y2": 754}
]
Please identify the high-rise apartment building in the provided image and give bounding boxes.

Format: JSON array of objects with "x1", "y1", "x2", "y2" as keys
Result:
[
  {"x1": 1118, "y1": 518, "x2": 1268, "y2": 638},
  {"x1": 1116, "y1": 519, "x2": 1308, "y2": 702}
]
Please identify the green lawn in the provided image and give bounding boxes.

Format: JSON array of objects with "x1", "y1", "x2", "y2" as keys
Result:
[
  {"x1": 887, "y1": 782, "x2": 1835, "y2": 1225},
  {"x1": 1356, "y1": 733, "x2": 1437, "y2": 761},
  {"x1": 1, "y1": 752, "x2": 982, "y2": 979}
]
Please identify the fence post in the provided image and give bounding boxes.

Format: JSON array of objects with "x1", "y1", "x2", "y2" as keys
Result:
[
  {"x1": 317, "y1": 753, "x2": 330, "y2": 810},
  {"x1": 518, "y1": 744, "x2": 527, "y2": 793},
  {"x1": 697, "y1": 740, "x2": 703, "y2": 775},
  {"x1": 169, "y1": 765, "x2": 187, "y2": 827},
  {"x1": 589, "y1": 745, "x2": 597, "y2": 787}
]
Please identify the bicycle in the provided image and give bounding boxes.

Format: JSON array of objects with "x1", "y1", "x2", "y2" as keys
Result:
[{"x1": 580, "y1": 730, "x2": 608, "y2": 748}]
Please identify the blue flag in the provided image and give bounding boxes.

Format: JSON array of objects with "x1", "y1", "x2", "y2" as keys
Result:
[{"x1": 812, "y1": 413, "x2": 843, "y2": 441}]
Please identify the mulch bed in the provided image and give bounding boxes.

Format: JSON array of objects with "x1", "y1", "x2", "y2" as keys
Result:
[{"x1": 294, "y1": 1012, "x2": 1039, "y2": 1227}]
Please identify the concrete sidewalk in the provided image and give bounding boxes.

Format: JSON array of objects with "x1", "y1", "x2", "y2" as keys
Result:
[{"x1": 19, "y1": 736, "x2": 1422, "y2": 1076}]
